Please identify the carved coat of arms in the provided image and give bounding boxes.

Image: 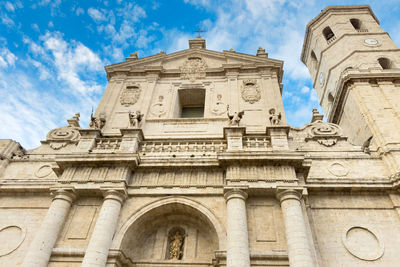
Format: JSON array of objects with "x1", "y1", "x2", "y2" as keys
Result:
[
  {"x1": 180, "y1": 56, "x2": 207, "y2": 82},
  {"x1": 241, "y1": 80, "x2": 261, "y2": 104},
  {"x1": 120, "y1": 84, "x2": 141, "y2": 106}
]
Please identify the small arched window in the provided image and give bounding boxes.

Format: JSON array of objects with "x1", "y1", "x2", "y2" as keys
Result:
[
  {"x1": 323, "y1": 26, "x2": 335, "y2": 41},
  {"x1": 310, "y1": 50, "x2": 318, "y2": 70},
  {"x1": 350, "y1": 18, "x2": 367, "y2": 32},
  {"x1": 350, "y1": 19, "x2": 361, "y2": 30},
  {"x1": 378, "y1": 58, "x2": 392, "y2": 69}
]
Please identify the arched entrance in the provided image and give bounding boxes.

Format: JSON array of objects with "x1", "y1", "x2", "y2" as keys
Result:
[{"x1": 114, "y1": 197, "x2": 224, "y2": 266}]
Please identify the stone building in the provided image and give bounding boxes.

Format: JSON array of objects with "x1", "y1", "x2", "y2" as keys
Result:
[{"x1": 1, "y1": 5, "x2": 400, "y2": 267}]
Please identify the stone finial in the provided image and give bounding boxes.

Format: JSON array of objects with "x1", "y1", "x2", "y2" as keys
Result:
[
  {"x1": 129, "y1": 52, "x2": 138, "y2": 59},
  {"x1": 311, "y1": 108, "x2": 324, "y2": 123},
  {"x1": 67, "y1": 112, "x2": 80, "y2": 128},
  {"x1": 229, "y1": 48, "x2": 235, "y2": 52},
  {"x1": 257, "y1": 46, "x2": 268, "y2": 57}
]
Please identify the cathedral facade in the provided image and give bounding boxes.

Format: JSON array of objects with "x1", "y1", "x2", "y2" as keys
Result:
[{"x1": 1, "y1": 5, "x2": 400, "y2": 267}]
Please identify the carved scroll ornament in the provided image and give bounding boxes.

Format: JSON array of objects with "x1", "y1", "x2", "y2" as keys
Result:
[{"x1": 305, "y1": 120, "x2": 345, "y2": 147}]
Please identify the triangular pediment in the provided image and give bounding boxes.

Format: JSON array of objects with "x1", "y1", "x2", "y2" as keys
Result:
[{"x1": 105, "y1": 47, "x2": 283, "y2": 74}]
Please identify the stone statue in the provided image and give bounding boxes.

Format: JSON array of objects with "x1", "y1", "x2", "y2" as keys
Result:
[
  {"x1": 269, "y1": 108, "x2": 282, "y2": 125},
  {"x1": 227, "y1": 105, "x2": 244, "y2": 126},
  {"x1": 128, "y1": 111, "x2": 144, "y2": 128},
  {"x1": 89, "y1": 110, "x2": 106, "y2": 130},
  {"x1": 169, "y1": 231, "x2": 184, "y2": 260}
]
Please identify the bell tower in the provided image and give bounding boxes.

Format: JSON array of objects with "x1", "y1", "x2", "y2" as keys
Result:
[{"x1": 301, "y1": 5, "x2": 400, "y2": 170}]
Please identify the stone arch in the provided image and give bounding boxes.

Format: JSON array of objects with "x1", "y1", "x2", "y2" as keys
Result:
[
  {"x1": 112, "y1": 196, "x2": 225, "y2": 263},
  {"x1": 323, "y1": 26, "x2": 335, "y2": 41}
]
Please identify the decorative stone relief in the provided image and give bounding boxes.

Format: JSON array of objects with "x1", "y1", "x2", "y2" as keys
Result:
[
  {"x1": 328, "y1": 162, "x2": 349, "y2": 177},
  {"x1": 304, "y1": 120, "x2": 345, "y2": 147},
  {"x1": 120, "y1": 84, "x2": 141, "y2": 106},
  {"x1": 180, "y1": 55, "x2": 207, "y2": 82},
  {"x1": 34, "y1": 164, "x2": 53, "y2": 178},
  {"x1": 241, "y1": 79, "x2": 261, "y2": 104},
  {"x1": 342, "y1": 226, "x2": 384, "y2": 261},
  {"x1": 45, "y1": 113, "x2": 81, "y2": 150},
  {"x1": 211, "y1": 94, "x2": 226, "y2": 115},
  {"x1": 150, "y1": 95, "x2": 167, "y2": 118},
  {"x1": 0, "y1": 225, "x2": 26, "y2": 256}
]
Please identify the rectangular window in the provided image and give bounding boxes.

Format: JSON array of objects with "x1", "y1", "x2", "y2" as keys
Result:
[
  {"x1": 181, "y1": 107, "x2": 204, "y2": 118},
  {"x1": 177, "y1": 88, "x2": 205, "y2": 118}
]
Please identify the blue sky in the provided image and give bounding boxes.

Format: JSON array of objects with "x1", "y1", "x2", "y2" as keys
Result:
[{"x1": 1, "y1": 0, "x2": 400, "y2": 149}]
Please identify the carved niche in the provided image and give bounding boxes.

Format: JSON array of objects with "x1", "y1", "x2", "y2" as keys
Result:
[
  {"x1": 305, "y1": 120, "x2": 346, "y2": 147},
  {"x1": 241, "y1": 79, "x2": 261, "y2": 104},
  {"x1": 180, "y1": 55, "x2": 207, "y2": 82},
  {"x1": 120, "y1": 83, "x2": 141, "y2": 106}
]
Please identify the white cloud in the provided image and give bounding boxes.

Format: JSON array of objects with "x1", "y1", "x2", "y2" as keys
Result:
[
  {"x1": 0, "y1": 48, "x2": 17, "y2": 68},
  {"x1": 301, "y1": 86, "x2": 310, "y2": 94},
  {"x1": 5, "y1": 2, "x2": 15, "y2": 12},
  {"x1": 1, "y1": 14, "x2": 15, "y2": 27},
  {"x1": 88, "y1": 8, "x2": 107, "y2": 22},
  {"x1": 32, "y1": 23, "x2": 40, "y2": 32},
  {"x1": 41, "y1": 32, "x2": 103, "y2": 94},
  {"x1": 76, "y1": 7, "x2": 84, "y2": 16}
]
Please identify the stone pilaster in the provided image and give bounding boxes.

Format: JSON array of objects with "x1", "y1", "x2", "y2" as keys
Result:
[
  {"x1": 119, "y1": 128, "x2": 143, "y2": 153},
  {"x1": 81, "y1": 189, "x2": 126, "y2": 267},
  {"x1": 224, "y1": 127, "x2": 246, "y2": 151},
  {"x1": 277, "y1": 189, "x2": 314, "y2": 267},
  {"x1": 22, "y1": 188, "x2": 76, "y2": 267},
  {"x1": 224, "y1": 188, "x2": 250, "y2": 267},
  {"x1": 266, "y1": 125, "x2": 290, "y2": 151}
]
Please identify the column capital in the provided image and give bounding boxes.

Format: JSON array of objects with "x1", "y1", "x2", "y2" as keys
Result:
[
  {"x1": 50, "y1": 186, "x2": 77, "y2": 204},
  {"x1": 224, "y1": 187, "x2": 248, "y2": 201},
  {"x1": 276, "y1": 188, "x2": 303, "y2": 203},
  {"x1": 101, "y1": 188, "x2": 127, "y2": 204}
]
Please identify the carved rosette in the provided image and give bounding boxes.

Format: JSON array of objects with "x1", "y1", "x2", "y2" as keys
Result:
[
  {"x1": 180, "y1": 55, "x2": 207, "y2": 82},
  {"x1": 46, "y1": 126, "x2": 80, "y2": 150},
  {"x1": 241, "y1": 79, "x2": 261, "y2": 104},
  {"x1": 305, "y1": 120, "x2": 345, "y2": 147},
  {"x1": 120, "y1": 83, "x2": 141, "y2": 106}
]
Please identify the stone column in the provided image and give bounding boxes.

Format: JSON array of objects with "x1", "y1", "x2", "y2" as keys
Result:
[
  {"x1": 224, "y1": 188, "x2": 250, "y2": 267},
  {"x1": 81, "y1": 190, "x2": 126, "y2": 267},
  {"x1": 22, "y1": 189, "x2": 76, "y2": 267},
  {"x1": 277, "y1": 189, "x2": 314, "y2": 267}
]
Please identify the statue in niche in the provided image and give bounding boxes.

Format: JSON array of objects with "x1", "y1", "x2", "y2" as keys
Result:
[
  {"x1": 169, "y1": 231, "x2": 184, "y2": 260},
  {"x1": 150, "y1": 95, "x2": 166, "y2": 118},
  {"x1": 128, "y1": 111, "x2": 144, "y2": 128},
  {"x1": 227, "y1": 105, "x2": 244, "y2": 126},
  {"x1": 269, "y1": 108, "x2": 281, "y2": 125},
  {"x1": 89, "y1": 110, "x2": 106, "y2": 130},
  {"x1": 212, "y1": 94, "x2": 226, "y2": 115}
]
